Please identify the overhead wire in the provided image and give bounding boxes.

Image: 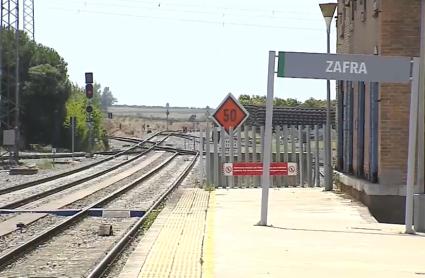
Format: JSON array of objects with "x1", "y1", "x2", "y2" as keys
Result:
[
  {"x1": 47, "y1": 0, "x2": 321, "y2": 19},
  {"x1": 44, "y1": 0, "x2": 324, "y2": 32},
  {"x1": 50, "y1": 0, "x2": 317, "y2": 17},
  {"x1": 45, "y1": 6, "x2": 323, "y2": 31}
]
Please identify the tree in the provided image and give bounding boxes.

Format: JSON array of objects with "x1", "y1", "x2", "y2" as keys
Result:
[
  {"x1": 0, "y1": 29, "x2": 107, "y2": 151},
  {"x1": 239, "y1": 94, "x2": 329, "y2": 108},
  {"x1": 22, "y1": 63, "x2": 71, "y2": 146},
  {"x1": 251, "y1": 95, "x2": 266, "y2": 105},
  {"x1": 64, "y1": 84, "x2": 107, "y2": 151},
  {"x1": 273, "y1": 97, "x2": 287, "y2": 107},
  {"x1": 0, "y1": 29, "x2": 72, "y2": 147},
  {"x1": 238, "y1": 94, "x2": 251, "y2": 105},
  {"x1": 100, "y1": 87, "x2": 117, "y2": 110},
  {"x1": 285, "y1": 98, "x2": 301, "y2": 107},
  {"x1": 301, "y1": 97, "x2": 326, "y2": 108}
]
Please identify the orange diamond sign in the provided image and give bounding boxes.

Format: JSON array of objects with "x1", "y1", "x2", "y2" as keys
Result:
[{"x1": 211, "y1": 93, "x2": 249, "y2": 135}]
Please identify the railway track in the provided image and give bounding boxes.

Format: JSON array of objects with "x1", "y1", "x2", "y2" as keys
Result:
[
  {"x1": 0, "y1": 134, "x2": 170, "y2": 212},
  {"x1": 0, "y1": 135, "x2": 177, "y2": 239},
  {"x1": 0, "y1": 150, "x2": 174, "y2": 258},
  {"x1": 111, "y1": 134, "x2": 199, "y2": 155},
  {"x1": 0, "y1": 150, "x2": 198, "y2": 277},
  {"x1": 0, "y1": 132, "x2": 164, "y2": 196}
]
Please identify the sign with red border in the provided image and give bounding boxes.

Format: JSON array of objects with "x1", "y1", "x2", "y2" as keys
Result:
[
  {"x1": 223, "y1": 162, "x2": 298, "y2": 176},
  {"x1": 211, "y1": 93, "x2": 249, "y2": 135}
]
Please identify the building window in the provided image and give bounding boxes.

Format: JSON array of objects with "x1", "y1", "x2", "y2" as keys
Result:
[
  {"x1": 338, "y1": 5, "x2": 346, "y2": 38},
  {"x1": 360, "y1": 0, "x2": 367, "y2": 22}
]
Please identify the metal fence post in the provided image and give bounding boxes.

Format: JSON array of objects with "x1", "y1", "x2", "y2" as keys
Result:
[
  {"x1": 205, "y1": 125, "x2": 211, "y2": 185},
  {"x1": 213, "y1": 127, "x2": 219, "y2": 187},
  {"x1": 306, "y1": 125, "x2": 313, "y2": 187},
  {"x1": 252, "y1": 126, "x2": 257, "y2": 187},
  {"x1": 291, "y1": 125, "x2": 297, "y2": 186},
  {"x1": 299, "y1": 125, "x2": 304, "y2": 187},
  {"x1": 244, "y1": 126, "x2": 249, "y2": 187},
  {"x1": 260, "y1": 126, "x2": 265, "y2": 161},
  {"x1": 291, "y1": 125, "x2": 296, "y2": 163},
  {"x1": 315, "y1": 125, "x2": 321, "y2": 187},
  {"x1": 275, "y1": 126, "x2": 281, "y2": 187},
  {"x1": 198, "y1": 131, "x2": 204, "y2": 186},
  {"x1": 283, "y1": 125, "x2": 289, "y2": 187},
  {"x1": 237, "y1": 126, "x2": 242, "y2": 187}
]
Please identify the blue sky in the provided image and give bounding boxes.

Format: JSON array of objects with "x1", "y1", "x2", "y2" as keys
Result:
[{"x1": 35, "y1": 0, "x2": 337, "y2": 108}]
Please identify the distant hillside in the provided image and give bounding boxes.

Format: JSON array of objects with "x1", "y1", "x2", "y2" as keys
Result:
[{"x1": 107, "y1": 105, "x2": 210, "y2": 121}]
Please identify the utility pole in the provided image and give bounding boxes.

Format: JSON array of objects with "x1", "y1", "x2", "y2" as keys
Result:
[
  {"x1": 23, "y1": 0, "x2": 34, "y2": 40},
  {"x1": 13, "y1": 1, "x2": 19, "y2": 163},
  {"x1": 0, "y1": 0, "x2": 20, "y2": 163},
  {"x1": 0, "y1": 3, "x2": 3, "y2": 133}
]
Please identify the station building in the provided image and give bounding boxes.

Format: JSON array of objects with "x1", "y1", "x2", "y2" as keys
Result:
[{"x1": 335, "y1": 0, "x2": 423, "y2": 223}]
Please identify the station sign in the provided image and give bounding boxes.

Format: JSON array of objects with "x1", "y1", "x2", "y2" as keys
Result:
[
  {"x1": 211, "y1": 93, "x2": 249, "y2": 135},
  {"x1": 277, "y1": 51, "x2": 412, "y2": 83},
  {"x1": 223, "y1": 162, "x2": 297, "y2": 176}
]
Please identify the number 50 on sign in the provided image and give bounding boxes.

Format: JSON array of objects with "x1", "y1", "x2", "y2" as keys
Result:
[{"x1": 212, "y1": 93, "x2": 249, "y2": 135}]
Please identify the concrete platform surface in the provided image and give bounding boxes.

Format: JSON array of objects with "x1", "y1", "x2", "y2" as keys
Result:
[{"x1": 124, "y1": 187, "x2": 425, "y2": 278}]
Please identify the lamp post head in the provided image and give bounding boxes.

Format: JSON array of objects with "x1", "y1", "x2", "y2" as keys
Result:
[{"x1": 319, "y1": 2, "x2": 337, "y2": 30}]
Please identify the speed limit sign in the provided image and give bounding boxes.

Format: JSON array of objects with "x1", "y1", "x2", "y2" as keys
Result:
[{"x1": 211, "y1": 93, "x2": 249, "y2": 136}]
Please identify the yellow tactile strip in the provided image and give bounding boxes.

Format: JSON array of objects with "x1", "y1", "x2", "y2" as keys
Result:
[
  {"x1": 202, "y1": 191, "x2": 215, "y2": 278},
  {"x1": 138, "y1": 188, "x2": 209, "y2": 278}
]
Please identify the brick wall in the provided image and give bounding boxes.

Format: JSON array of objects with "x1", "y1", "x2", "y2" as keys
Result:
[
  {"x1": 336, "y1": 0, "x2": 379, "y2": 179},
  {"x1": 336, "y1": 0, "x2": 420, "y2": 186},
  {"x1": 378, "y1": 0, "x2": 420, "y2": 185}
]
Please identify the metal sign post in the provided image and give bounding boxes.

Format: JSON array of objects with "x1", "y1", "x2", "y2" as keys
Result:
[
  {"x1": 261, "y1": 50, "x2": 418, "y2": 231},
  {"x1": 405, "y1": 58, "x2": 420, "y2": 234},
  {"x1": 260, "y1": 51, "x2": 276, "y2": 226}
]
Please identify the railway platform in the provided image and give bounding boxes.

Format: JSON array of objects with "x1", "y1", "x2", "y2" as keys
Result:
[{"x1": 119, "y1": 187, "x2": 425, "y2": 278}]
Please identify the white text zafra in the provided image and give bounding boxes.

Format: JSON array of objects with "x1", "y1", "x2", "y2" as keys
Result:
[{"x1": 325, "y1": 60, "x2": 368, "y2": 74}]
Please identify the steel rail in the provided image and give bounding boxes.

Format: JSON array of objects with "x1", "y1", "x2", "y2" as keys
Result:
[
  {"x1": 0, "y1": 132, "x2": 162, "y2": 196},
  {"x1": 108, "y1": 136, "x2": 143, "y2": 144},
  {"x1": 87, "y1": 152, "x2": 199, "y2": 278},
  {"x1": 111, "y1": 135, "x2": 198, "y2": 155},
  {"x1": 110, "y1": 136, "x2": 163, "y2": 145},
  {"x1": 0, "y1": 151, "x2": 182, "y2": 269},
  {"x1": 0, "y1": 134, "x2": 170, "y2": 209}
]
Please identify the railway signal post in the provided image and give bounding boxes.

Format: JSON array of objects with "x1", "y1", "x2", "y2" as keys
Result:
[{"x1": 85, "y1": 72, "x2": 94, "y2": 156}]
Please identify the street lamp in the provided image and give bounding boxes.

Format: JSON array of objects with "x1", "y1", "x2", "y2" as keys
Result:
[{"x1": 319, "y1": 2, "x2": 337, "y2": 191}]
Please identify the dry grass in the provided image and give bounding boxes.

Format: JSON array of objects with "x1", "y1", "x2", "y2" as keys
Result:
[{"x1": 104, "y1": 115, "x2": 208, "y2": 138}]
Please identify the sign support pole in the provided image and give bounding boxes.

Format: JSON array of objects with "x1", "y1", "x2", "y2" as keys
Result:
[
  {"x1": 260, "y1": 51, "x2": 276, "y2": 226},
  {"x1": 405, "y1": 58, "x2": 420, "y2": 234},
  {"x1": 71, "y1": 117, "x2": 75, "y2": 160}
]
